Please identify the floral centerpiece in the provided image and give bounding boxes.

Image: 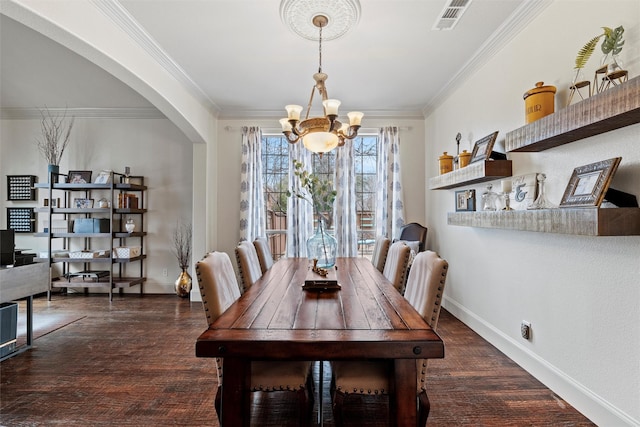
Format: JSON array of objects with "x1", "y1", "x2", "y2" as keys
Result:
[{"x1": 288, "y1": 160, "x2": 337, "y2": 268}]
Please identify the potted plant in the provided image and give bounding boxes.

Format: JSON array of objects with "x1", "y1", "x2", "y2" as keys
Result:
[
  {"x1": 573, "y1": 25, "x2": 625, "y2": 84},
  {"x1": 172, "y1": 220, "x2": 193, "y2": 298},
  {"x1": 34, "y1": 107, "x2": 74, "y2": 181},
  {"x1": 288, "y1": 160, "x2": 337, "y2": 268}
]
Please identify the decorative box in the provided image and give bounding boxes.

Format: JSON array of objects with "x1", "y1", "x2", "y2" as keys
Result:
[
  {"x1": 69, "y1": 250, "x2": 110, "y2": 259},
  {"x1": 42, "y1": 220, "x2": 71, "y2": 233},
  {"x1": 113, "y1": 246, "x2": 141, "y2": 259},
  {"x1": 73, "y1": 218, "x2": 110, "y2": 233},
  {"x1": 39, "y1": 250, "x2": 69, "y2": 258}
]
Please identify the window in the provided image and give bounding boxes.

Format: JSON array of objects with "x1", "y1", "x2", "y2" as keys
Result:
[
  {"x1": 353, "y1": 136, "x2": 378, "y2": 258},
  {"x1": 261, "y1": 134, "x2": 379, "y2": 258},
  {"x1": 262, "y1": 135, "x2": 290, "y2": 259}
]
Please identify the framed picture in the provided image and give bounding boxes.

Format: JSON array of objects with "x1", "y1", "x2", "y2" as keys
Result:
[
  {"x1": 559, "y1": 157, "x2": 621, "y2": 208},
  {"x1": 67, "y1": 170, "x2": 92, "y2": 184},
  {"x1": 94, "y1": 170, "x2": 112, "y2": 184},
  {"x1": 74, "y1": 198, "x2": 94, "y2": 209},
  {"x1": 509, "y1": 173, "x2": 538, "y2": 210},
  {"x1": 455, "y1": 189, "x2": 476, "y2": 212},
  {"x1": 469, "y1": 131, "x2": 499, "y2": 164}
]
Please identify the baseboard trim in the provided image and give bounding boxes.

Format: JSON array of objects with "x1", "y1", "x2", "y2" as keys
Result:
[{"x1": 443, "y1": 296, "x2": 638, "y2": 427}]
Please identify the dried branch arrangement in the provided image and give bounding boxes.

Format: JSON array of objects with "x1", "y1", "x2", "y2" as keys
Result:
[
  {"x1": 35, "y1": 107, "x2": 74, "y2": 166},
  {"x1": 172, "y1": 220, "x2": 193, "y2": 270}
]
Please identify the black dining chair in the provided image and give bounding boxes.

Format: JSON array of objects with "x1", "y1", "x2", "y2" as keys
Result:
[{"x1": 397, "y1": 222, "x2": 428, "y2": 252}]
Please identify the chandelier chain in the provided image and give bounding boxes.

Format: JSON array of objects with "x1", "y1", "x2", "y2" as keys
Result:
[{"x1": 318, "y1": 24, "x2": 323, "y2": 73}]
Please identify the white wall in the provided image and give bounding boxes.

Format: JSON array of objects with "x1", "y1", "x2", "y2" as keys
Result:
[
  {"x1": 425, "y1": 1, "x2": 640, "y2": 425},
  {"x1": 213, "y1": 118, "x2": 427, "y2": 261},
  {"x1": 0, "y1": 117, "x2": 194, "y2": 294}
]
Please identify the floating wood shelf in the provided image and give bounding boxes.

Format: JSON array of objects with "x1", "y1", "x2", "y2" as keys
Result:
[
  {"x1": 429, "y1": 160, "x2": 512, "y2": 190},
  {"x1": 447, "y1": 208, "x2": 640, "y2": 236},
  {"x1": 505, "y1": 75, "x2": 640, "y2": 152}
]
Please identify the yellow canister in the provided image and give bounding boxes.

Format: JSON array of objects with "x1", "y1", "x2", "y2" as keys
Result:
[
  {"x1": 438, "y1": 152, "x2": 454, "y2": 175},
  {"x1": 523, "y1": 81, "x2": 556, "y2": 124},
  {"x1": 458, "y1": 150, "x2": 471, "y2": 168}
]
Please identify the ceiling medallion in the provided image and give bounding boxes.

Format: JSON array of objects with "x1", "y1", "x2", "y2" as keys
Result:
[{"x1": 280, "y1": 0, "x2": 361, "y2": 41}]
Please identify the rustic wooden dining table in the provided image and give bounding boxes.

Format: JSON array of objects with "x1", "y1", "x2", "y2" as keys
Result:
[{"x1": 195, "y1": 257, "x2": 444, "y2": 426}]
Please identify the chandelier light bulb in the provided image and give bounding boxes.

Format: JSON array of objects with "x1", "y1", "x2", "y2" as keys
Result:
[
  {"x1": 347, "y1": 111, "x2": 364, "y2": 126},
  {"x1": 303, "y1": 132, "x2": 339, "y2": 153},
  {"x1": 285, "y1": 104, "x2": 303, "y2": 121},
  {"x1": 279, "y1": 118, "x2": 293, "y2": 132},
  {"x1": 323, "y1": 99, "x2": 341, "y2": 116}
]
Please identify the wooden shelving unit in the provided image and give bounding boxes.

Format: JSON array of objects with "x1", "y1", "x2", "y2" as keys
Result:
[
  {"x1": 428, "y1": 160, "x2": 512, "y2": 190},
  {"x1": 447, "y1": 208, "x2": 640, "y2": 236},
  {"x1": 35, "y1": 171, "x2": 147, "y2": 300},
  {"x1": 505, "y1": 75, "x2": 640, "y2": 152}
]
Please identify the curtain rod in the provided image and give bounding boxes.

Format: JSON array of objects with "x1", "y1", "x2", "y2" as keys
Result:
[{"x1": 224, "y1": 126, "x2": 412, "y2": 133}]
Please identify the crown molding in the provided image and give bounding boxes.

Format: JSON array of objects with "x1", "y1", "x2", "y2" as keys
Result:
[
  {"x1": 90, "y1": 0, "x2": 220, "y2": 115},
  {"x1": 422, "y1": 0, "x2": 553, "y2": 117},
  {"x1": 1, "y1": 107, "x2": 166, "y2": 120}
]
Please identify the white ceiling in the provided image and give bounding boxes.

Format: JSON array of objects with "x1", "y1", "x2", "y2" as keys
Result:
[{"x1": 0, "y1": 0, "x2": 537, "y2": 120}]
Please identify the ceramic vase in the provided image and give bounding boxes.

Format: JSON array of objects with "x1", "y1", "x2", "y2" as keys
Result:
[
  {"x1": 175, "y1": 269, "x2": 192, "y2": 298},
  {"x1": 47, "y1": 164, "x2": 59, "y2": 183}
]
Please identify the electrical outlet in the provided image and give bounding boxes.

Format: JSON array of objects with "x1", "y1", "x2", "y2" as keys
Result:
[
  {"x1": 521, "y1": 321, "x2": 531, "y2": 340},
  {"x1": 162, "y1": 268, "x2": 168, "y2": 277}
]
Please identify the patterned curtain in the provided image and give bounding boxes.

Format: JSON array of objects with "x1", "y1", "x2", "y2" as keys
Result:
[
  {"x1": 376, "y1": 126, "x2": 406, "y2": 240},
  {"x1": 334, "y1": 142, "x2": 358, "y2": 256},
  {"x1": 239, "y1": 126, "x2": 265, "y2": 242},
  {"x1": 286, "y1": 143, "x2": 313, "y2": 257}
]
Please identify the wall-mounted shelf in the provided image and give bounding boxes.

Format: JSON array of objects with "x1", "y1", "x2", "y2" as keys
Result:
[
  {"x1": 447, "y1": 208, "x2": 640, "y2": 236},
  {"x1": 429, "y1": 160, "x2": 512, "y2": 190},
  {"x1": 505, "y1": 75, "x2": 640, "y2": 152}
]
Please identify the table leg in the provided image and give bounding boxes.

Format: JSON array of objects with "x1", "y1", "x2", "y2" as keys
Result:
[
  {"x1": 390, "y1": 359, "x2": 417, "y2": 427},
  {"x1": 220, "y1": 358, "x2": 250, "y2": 427},
  {"x1": 318, "y1": 361, "x2": 324, "y2": 426},
  {"x1": 26, "y1": 295, "x2": 33, "y2": 346}
]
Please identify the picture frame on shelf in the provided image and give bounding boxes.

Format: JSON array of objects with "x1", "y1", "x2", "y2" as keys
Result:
[
  {"x1": 559, "y1": 157, "x2": 621, "y2": 208},
  {"x1": 43, "y1": 198, "x2": 61, "y2": 208},
  {"x1": 67, "y1": 170, "x2": 92, "y2": 184},
  {"x1": 74, "y1": 198, "x2": 94, "y2": 209},
  {"x1": 469, "y1": 131, "x2": 499, "y2": 164},
  {"x1": 94, "y1": 170, "x2": 112, "y2": 184},
  {"x1": 455, "y1": 189, "x2": 476, "y2": 212}
]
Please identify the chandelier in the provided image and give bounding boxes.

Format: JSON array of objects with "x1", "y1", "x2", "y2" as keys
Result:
[{"x1": 280, "y1": 14, "x2": 363, "y2": 154}]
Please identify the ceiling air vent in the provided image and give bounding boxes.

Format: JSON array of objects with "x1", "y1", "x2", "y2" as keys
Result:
[{"x1": 432, "y1": 0, "x2": 472, "y2": 31}]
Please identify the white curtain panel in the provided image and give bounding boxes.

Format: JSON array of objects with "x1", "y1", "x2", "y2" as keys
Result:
[
  {"x1": 334, "y1": 141, "x2": 358, "y2": 256},
  {"x1": 376, "y1": 126, "x2": 406, "y2": 240},
  {"x1": 286, "y1": 143, "x2": 313, "y2": 257},
  {"x1": 239, "y1": 126, "x2": 266, "y2": 242}
]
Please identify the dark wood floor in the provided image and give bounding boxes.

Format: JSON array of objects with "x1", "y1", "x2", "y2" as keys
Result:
[{"x1": 0, "y1": 294, "x2": 594, "y2": 426}]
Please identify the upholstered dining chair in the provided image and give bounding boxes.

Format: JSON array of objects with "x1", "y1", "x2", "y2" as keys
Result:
[
  {"x1": 253, "y1": 236, "x2": 274, "y2": 274},
  {"x1": 370, "y1": 236, "x2": 391, "y2": 273},
  {"x1": 397, "y1": 222, "x2": 428, "y2": 253},
  {"x1": 195, "y1": 251, "x2": 314, "y2": 426},
  {"x1": 235, "y1": 240, "x2": 263, "y2": 293},
  {"x1": 382, "y1": 241, "x2": 411, "y2": 294},
  {"x1": 331, "y1": 250, "x2": 449, "y2": 427}
]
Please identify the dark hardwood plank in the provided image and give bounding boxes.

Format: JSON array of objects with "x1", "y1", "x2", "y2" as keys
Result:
[{"x1": 0, "y1": 295, "x2": 595, "y2": 426}]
